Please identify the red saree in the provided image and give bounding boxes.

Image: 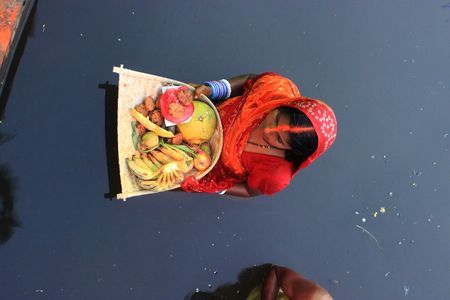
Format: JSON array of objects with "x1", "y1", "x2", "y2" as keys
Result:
[{"x1": 181, "y1": 72, "x2": 337, "y2": 194}]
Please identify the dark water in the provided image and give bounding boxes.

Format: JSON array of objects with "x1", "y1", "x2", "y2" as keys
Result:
[{"x1": 1, "y1": 1, "x2": 449, "y2": 299}]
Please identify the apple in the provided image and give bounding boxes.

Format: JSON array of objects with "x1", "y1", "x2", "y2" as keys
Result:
[
  {"x1": 194, "y1": 150, "x2": 211, "y2": 171},
  {"x1": 199, "y1": 142, "x2": 211, "y2": 156}
]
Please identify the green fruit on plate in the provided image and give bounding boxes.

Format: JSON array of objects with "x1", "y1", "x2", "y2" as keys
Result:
[
  {"x1": 141, "y1": 132, "x2": 159, "y2": 149},
  {"x1": 199, "y1": 142, "x2": 211, "y2": 156}
]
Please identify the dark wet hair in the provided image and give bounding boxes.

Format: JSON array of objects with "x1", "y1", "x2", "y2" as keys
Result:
[{"x1": 279, "y1": 106, "x2": 318, "y2": 171}]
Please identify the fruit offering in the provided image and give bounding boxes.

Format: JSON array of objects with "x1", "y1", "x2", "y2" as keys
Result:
[{"x1": 126, "y1": 85, "x2": 218, "y2": 192}]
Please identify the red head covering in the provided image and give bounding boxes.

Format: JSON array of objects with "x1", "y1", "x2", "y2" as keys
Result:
[
  {"x1": 284, "y1": 98, "x2": 337, "y2": 173},
  {"x1": 181, "y1": 72, "x2": 337, "y2": 193}
]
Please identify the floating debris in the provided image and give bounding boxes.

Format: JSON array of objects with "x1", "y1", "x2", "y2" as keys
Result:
[
  {"x1": 355, "y1": 211, "x2": 360, "y2": 215},
  {"x1": 35, "y1": 289, "x2": 44, "y2": 293},
  {"x1": 373, "y1": 212, "x2": 378, "y2": 218},
  {"x1": 213, "y1": 270, "x2": 218, "y2": 275},
  {"x1": 432, "y1": 162, "x2": 438, "y2": 166},
  {"x1": 398, "y1": 238, "x2": 407, "y2": 245},
  {"x1": 396, "y1": 212, "x2": 401, "y2": 217},
  {"x1": 117, "y1": 37, "x2": 122, "y2": 42},
  {"x1": 329, "y1": 278, "x2": 340, "y2": 285},
  {"x1": 380, "y1": 207, "x2": 386, "y2": 214},
  {"x1": 211, "y1": 243, "x2": 215, "y2": 247},
  {"x1": 314, "y1": 83, "x2": 320, "y2": 88},
  {"x1": 403, "y1": 285, "x2": 410, "y2": 296},
  {"x1": 42, "y1": 24, "x2": 46, "y2": 32},
  {"x1": 444, "y1": 133, "x2": 449, "y2": 138},
  {"x1": 208, "y1": 284, "x2": 212, "y2": 288},
  {"x1": 411, "y1": 182, "x2": 418, "y2": 187},
  {"x1": 195, "y1": 288, "x2": 200, "y2": 293},
  {"x1": 356, "y1": 225, "x2": 382, "y2": 249},
  {"x1": 80, "y1": 33, "x2": 84, "y2": 37},
  {"x1": 384, "y1": 272, "x2": 390, "y2": 277},
  {"x1": 402, "y1": 58, "x2": 415, "y2": 64},
  {"x1": 370, "y1": 155, "x2": 376, "y2": 159},
  {"x1": 362, "y1": 218, "x2": 366, "y2": 223},
  {"x1": 389, "y1": 192, "x2": 394, "y2": 197},
  {"x1": 412, "y1": 169, "x2": 422, "y2": 176}
]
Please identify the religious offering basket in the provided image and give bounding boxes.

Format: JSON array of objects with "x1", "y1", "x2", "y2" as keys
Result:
[{"x1": 113, "y1": 66, "x2": 223, "y2": 200}]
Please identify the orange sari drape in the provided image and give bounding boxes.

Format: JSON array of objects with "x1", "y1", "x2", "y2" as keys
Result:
[{"x1": 181, "y1": 72, "x2": 301, "y2": 193}]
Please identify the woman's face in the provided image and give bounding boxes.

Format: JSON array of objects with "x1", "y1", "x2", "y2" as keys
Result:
[{"x1": 261, "y1": 109, "x2": 292, "y2": 150}]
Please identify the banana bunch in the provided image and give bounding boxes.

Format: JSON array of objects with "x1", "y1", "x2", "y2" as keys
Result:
[{"x1": 126, "y1": 143, "x2": 194, "y2": 192}]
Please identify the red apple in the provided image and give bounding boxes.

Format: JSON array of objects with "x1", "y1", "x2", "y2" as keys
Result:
[{"x1": 194, "y1": 150, "x2": 211, "y2": 171}]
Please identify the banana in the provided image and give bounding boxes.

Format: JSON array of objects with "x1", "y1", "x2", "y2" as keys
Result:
[
  {"x1": 126, "y1": 158, "x2": 160, "y2": 180},
  {"x1": 136, "y1": 178, "x2": 158, "y2": 190},
  {"x1": 130, "y1": 108, "x2": 174, "y2": 138},
  {"x1": 161, "y1": 144, "x2": 194, "y2": 173},
  {"x1": 148, "y1": 154, "x2": 162, "y2": 168},
  {"x1": 141, "y1": 154, "x2": 159, "y2": 172},
  {"x1": 160, "y1": 145, "x2": 185, "y2": 161},
  {"x1": 150, "y1": 150, "x2": 172, "y2": 165},
  {"x1": 156, "y1": 173, "x2": 168, "y2": 189},
  {"x1": 132, "y1": 155, "x2": 149, "y2": 170}
]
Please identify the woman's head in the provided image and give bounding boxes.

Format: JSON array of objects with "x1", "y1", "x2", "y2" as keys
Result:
[
  {"x1": 282, "y1": 106, "x2": 318, "y2": 170},
  {"x1": 262, "y1": 106, "x2": 318, "y2": 170}
]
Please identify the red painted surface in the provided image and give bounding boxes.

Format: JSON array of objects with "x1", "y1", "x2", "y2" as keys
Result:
[{"x1": 0, "y1": 0, "x2": 22, "y2": 66}]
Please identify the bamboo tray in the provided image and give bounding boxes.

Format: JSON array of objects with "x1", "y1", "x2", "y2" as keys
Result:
[{"x1": 113, "y1": 65, "x2": 223, "y2": 200}]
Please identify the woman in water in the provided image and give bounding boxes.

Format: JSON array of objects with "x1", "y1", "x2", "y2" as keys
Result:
[{"x1": 181, "y1": 72, "x2": 337, "y2": 197}]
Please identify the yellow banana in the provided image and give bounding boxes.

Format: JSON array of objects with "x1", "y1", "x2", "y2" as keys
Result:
[
  {"x1": 136, "y1": 179, "x2": 158, "y2": 190},
  {"x1": 160, "y1": 146, "x2": 184, "y2": 161},
  {"x1": 150, "y1": 150, "x2": 172, "y2": 165},
  {"x1": 130, "y1": 108, "x2": 174, "y2": 138},
  {"x1": 126, "y1": 158, "x2": 160, "y2": 180},
  {"x1": 141, "y1": 155, "x2": 159, "y2": 172},
  {"x1": 147, "y1": 154, "x2": 162, "y2": 168},
  {"x1": 132, "y1": 155, "x2": 149, "y2": 170},
  {"x1": 162, "y1": 144, "x2": 193, "y2": 173}
]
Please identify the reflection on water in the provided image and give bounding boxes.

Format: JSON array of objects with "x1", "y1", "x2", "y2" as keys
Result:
[
  {"x1": 186, "y1": 264, "x2": 272, "y2": 300},
  {"x1": 98, "y1": 82, "x2": 121, "y2": 199},
  {"x1": 0, "y1": 132, "x2": 20, "y2": 245},
  {"x1": 0, "y1": 164, "x2": 19, "y2": 245}
]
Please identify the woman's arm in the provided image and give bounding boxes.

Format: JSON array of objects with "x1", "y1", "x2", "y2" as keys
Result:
[
  {"x1": 223, "y1": 182, "x2": 262, "y2": 198},
  {"x1": 192, "y1": 74, "x2": 257, "y2": 99},
  {"x1": 227, "y1": 73, "x2": 257, "y2": 97}
]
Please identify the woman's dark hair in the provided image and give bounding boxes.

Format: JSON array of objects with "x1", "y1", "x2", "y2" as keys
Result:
[{"x1": 279, "y1": 106, "x2": 318, "y2": 171}]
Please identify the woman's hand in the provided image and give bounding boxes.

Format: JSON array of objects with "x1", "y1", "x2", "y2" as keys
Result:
[
  {"x1": 187, "y1": 83, "x2": 212, "y2": 99},
  {"x1": 194, "y1": 84, "x2": 212, "y2": 99}
]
